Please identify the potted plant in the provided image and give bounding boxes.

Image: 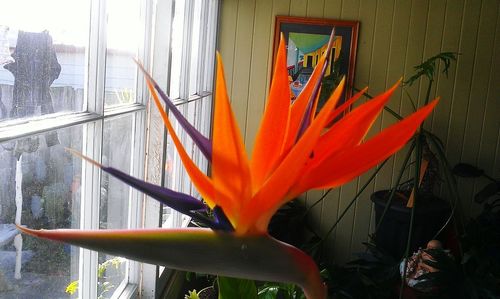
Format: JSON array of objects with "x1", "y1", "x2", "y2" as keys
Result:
[
  {"x1": 453, "y1": 163, "x2": 500, "y2": 297},
  {"x1": 363, "y1": 52, "x2": 460, "y2": 260}
]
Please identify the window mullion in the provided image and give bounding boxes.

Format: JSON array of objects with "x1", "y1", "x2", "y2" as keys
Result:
[
  {"x1": 142, "y1": 0, "x2": 175, "y2": 296},
  {"x1": 80, "y1": 0, "x2": 107, "y2": 297},
  {"x1": 79, "y1": 120, "x2": 103, "y2": 299},
  {"x1": 196, "y1": 0, "x2": 209, "y2": 94},
  {"x1": 86, "y1": 0, "x2": 107, "y2": 115},
  {"x1": 135, "y1": 0, "x2": 153, "y2": 106},
  {"x1": 179, "y1": 0, "x2": 194, "y2": 100},
  {"x1": 127, "y1": 110, "x2": 146, "y2": 285},
  {"x1": 204, "y1": 0, "x2": 219, "y2": 93}
]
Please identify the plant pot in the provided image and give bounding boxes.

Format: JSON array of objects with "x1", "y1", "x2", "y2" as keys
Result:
[{"x1": 371, "y1": 190, "x2": 451, "y2": 259}]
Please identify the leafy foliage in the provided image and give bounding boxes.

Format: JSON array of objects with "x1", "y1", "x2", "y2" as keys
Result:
[
  {"x1": 65, "y1": 257, "x2": 124, "y2": 298},
  {"x1": 327, "y1": 242, "x2": 399, "y2": 299},
  {"x1": 218, "y1": 276, "x2": 258, "y2": 299},
  {"x1": 404, "y1": 52, "x2": 458, "y2": 86},
  {"x1": 258, "y1": 282, "x2": 305, "y2": 299}
]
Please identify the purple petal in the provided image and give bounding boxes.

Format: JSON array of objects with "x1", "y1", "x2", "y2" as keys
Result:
[
  {"x1": 212, "y1": 206, "x2": 234, "y2": 231},
  {"x1": 102, "y1": 166, "x2": 206, "y2": 212},
  {"x1": 136, "y1": 63, "x2": 212, "y2": 161},
  {"x1": 296, "y1": 29, "x2": 336, "y2": 141}
]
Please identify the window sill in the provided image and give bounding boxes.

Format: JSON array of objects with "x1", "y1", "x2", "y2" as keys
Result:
[{"x1": 114, "y1": 283, "x2": 138, "y2": 299}]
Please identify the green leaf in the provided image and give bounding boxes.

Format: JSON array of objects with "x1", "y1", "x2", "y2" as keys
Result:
[
  {"x1": 404, "y1": 52, "x2": 458, "y2": 86},
  {"x1": 258, "y1": 286, "x2": 279, "y2": 299},
  {"x1": 218, "y1": 276, "x2": 258, "y2": 299}
]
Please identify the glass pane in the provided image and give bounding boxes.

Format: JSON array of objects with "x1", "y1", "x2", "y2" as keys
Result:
[
  {"x1": 104, "y1": 0, "x2": 141, "y2": 107},
  {"x1": 0, "y1": 125, "x2": 83, "y2": 298},
  {"x1": 169, "y1": 0, "x2": 186, "y2": 100},
  {"x1": 0, "y1": 0, "x2": 89, "y2": 123},
  {"x1": 98, "y1": 115, "x2": 134, "y2": 298},
  {"x1": 188, "y1": 0, "x2": 202, "y2": 96},
  {"x1": 162, "y1": 100, "x2": 209, "y2": 228}
]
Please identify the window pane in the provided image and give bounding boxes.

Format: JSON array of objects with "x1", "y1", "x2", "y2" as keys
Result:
[
  {"x1": 0, "y1": 1, "x2": 89, "y2": 122},
  {"x1": 162, "y1": 100, "x2": 209, "y2": 228},
  {"x1": 169, "y1": 0, "x2": 186, "y2": 100},
  {"x1": 98, "y1": 115, "x2": 134, "y2": 297},
  {"x1": 188, "y1": 0, "x2": 202, "y2": 96},
  {"x1": 104, "y1": 0, "x2": 141, "y2": 107},
  {"x1": 0, "y1": 125, "x2": 83, "y2": 298}
]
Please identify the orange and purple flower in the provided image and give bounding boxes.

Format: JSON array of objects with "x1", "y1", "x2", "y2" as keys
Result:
[{"x1": 18, "y1": 32, "x2": 437, "y2": 299}]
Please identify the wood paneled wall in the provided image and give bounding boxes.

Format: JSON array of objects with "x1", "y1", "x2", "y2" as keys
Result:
[{"x1": 218, "y1": 0, "x2": 500, "y2": 264}]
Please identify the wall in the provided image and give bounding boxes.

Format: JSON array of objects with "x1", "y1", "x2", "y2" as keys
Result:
[{"x1": 218, "y1": 0, "x2": 500, "y2": 264}]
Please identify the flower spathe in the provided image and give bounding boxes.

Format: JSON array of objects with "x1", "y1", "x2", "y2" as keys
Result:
[{"x1": 18, "y1": 32, "x2": 438, "y2": 299}]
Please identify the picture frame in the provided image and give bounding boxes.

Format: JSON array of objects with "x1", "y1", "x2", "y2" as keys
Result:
[{"x1": 273, "y1": 16, "x2": 359, "y2": 108}]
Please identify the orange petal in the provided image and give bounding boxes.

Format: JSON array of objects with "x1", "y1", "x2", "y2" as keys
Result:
[
  {"x1": 250, "y1": 34, "x2": 291, "y2": 191},
  {"x1": 238, "y1": 78, "x2": 346, "y2": 234},
  {"x1": 310, "y1": 81, "x2": 400, "y2": 170},
  {"x1": 293, "y1": 99, "x2": 439, "y2": 194},
  {"x1": 325, "y1": 86, "x2": 368, "y2": 126},
  {"x1": 212, "y1": 54, "x2": 252, "y2": 224},
  {"x1": 282, "y1": 55, "x2": 327, "y2": 156},
  {"x1": 145, "y1": 80, "x2": 217, "y2": 208}
]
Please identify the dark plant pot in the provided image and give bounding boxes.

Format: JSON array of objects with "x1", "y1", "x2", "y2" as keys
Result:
[{"x1": 371, "y1": 190, "x2": 451, "y2": 259}]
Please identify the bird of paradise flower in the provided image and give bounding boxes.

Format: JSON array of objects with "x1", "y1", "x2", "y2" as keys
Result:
[{"x1": 18, "y1": 32, "x2": 438, "y2": 299}]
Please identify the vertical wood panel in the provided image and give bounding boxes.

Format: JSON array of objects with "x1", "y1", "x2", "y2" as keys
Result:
[
  {"x1": 319, "y1": 0, "x2": 343, "y2": 265},
  {"x1": 354, "y1": 0, "x2": 375, "y2": 87},
  {"x1": 230, "y1": 0, "x2": 256, "y2": 143},
  {"x1": 387, "y1": 0, "x2": 411, "y2": 191},
  {"x1": 349, "y1": 0, "x2": 377, "y2": 249},
  {"x1": 307, "y1": 0, "x2": 325, "y2": 17},
  {"x1": 289, "y1": 0, "x2": 307, "y2": 16},
  {"x1": 304, "y1": 0, "x2": 326, "y2": 230},
  {"x1": 431, "y1": 0, "x2": 464, "y2": 150},
  {"x1": 244, "y1": 0, "x2": 274, "y2": 154},
  {"x1": 351, "y1": 0, "x2": 396, "y2": 255},
  {"x1": 418, "y1": 0, "x2": 446, "y2": 111},
  {"x1": 323, "y1": 0, "x2": 342, "y2": 19},
  {"x1": 446, "y1": 0, "x2": 482, "y2": 215},
  {"x1": 341, "y1": 0, "x2": 359, "y2": 20},
  {"x1": 402, "y1": 0, "x2": 429, "y2": 117},
  {"x1": 218, "y1": 0, "x2": 500, "y2": 265},
  {"x1": 479, "y1": 1, "x2": 500, "y2": 179},
  {"x1": 462, "y1": 0, "x2": 498, "y2": 215},
  {"x1": 218, "y1": 0, "x2": 239, "y2": 94},
  {"x1": 332, "y1": 0, "x2": 362, "y2": 265}
]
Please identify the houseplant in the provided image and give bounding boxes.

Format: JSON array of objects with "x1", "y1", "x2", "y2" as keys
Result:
[
  {"x1": 365, "y1": 52, "x2": 460, "y2": 260},
  {"x1": 453, "y1": 163, "x2": 500, "y2": 297}
]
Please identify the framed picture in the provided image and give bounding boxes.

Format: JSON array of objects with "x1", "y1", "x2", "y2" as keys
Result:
[{"x1": 273, "y1": 16, "x2": 359, "y2": 109}]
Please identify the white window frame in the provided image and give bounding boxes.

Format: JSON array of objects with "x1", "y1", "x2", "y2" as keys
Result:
[
  {"x1": 143, "y1": 0, "x2": 219, "y2": 297},
  {"x1": 0, "y1": 0, "x2": 219, "y2": 297},
  {"x1": 0, "y1": 0, "x2": 152, "y2": 298}
]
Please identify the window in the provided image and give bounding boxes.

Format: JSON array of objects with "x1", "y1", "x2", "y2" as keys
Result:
[
  {"x1": 162, "y1": 0, "x2": 217, "y2": 230},
  {"x1": 154, "y1": 0, "x2": 218, "y2": 294},
  {"x1": 0, "y1": 0, "x2": 149, "y2": 298},
  {"x1": 0, "y1": 0, "x2": 219, "y2": 298}
]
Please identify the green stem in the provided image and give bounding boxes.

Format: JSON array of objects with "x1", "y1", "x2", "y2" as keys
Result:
[
  {"x1": 375, "y1": 140, "x2": 416, "y2": 233},
  {"x1": 423, "y1": 78, "x2": 434, "y2": 107},
  {"x1": 352, "y1": 87, "x2": 403, "y2": 120},
  {"x1": 304, "y1": 189, "x2": 333, "y2": 218},
  {"x1": 315, "y1": 159, "x2": 389, "y2": 247},
  {"x1": 424, "y1": 130, "x2": 465, "y2": 233},
  {"x1": 399, "y1": 135, "x2": 422, "y2": 299}
]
